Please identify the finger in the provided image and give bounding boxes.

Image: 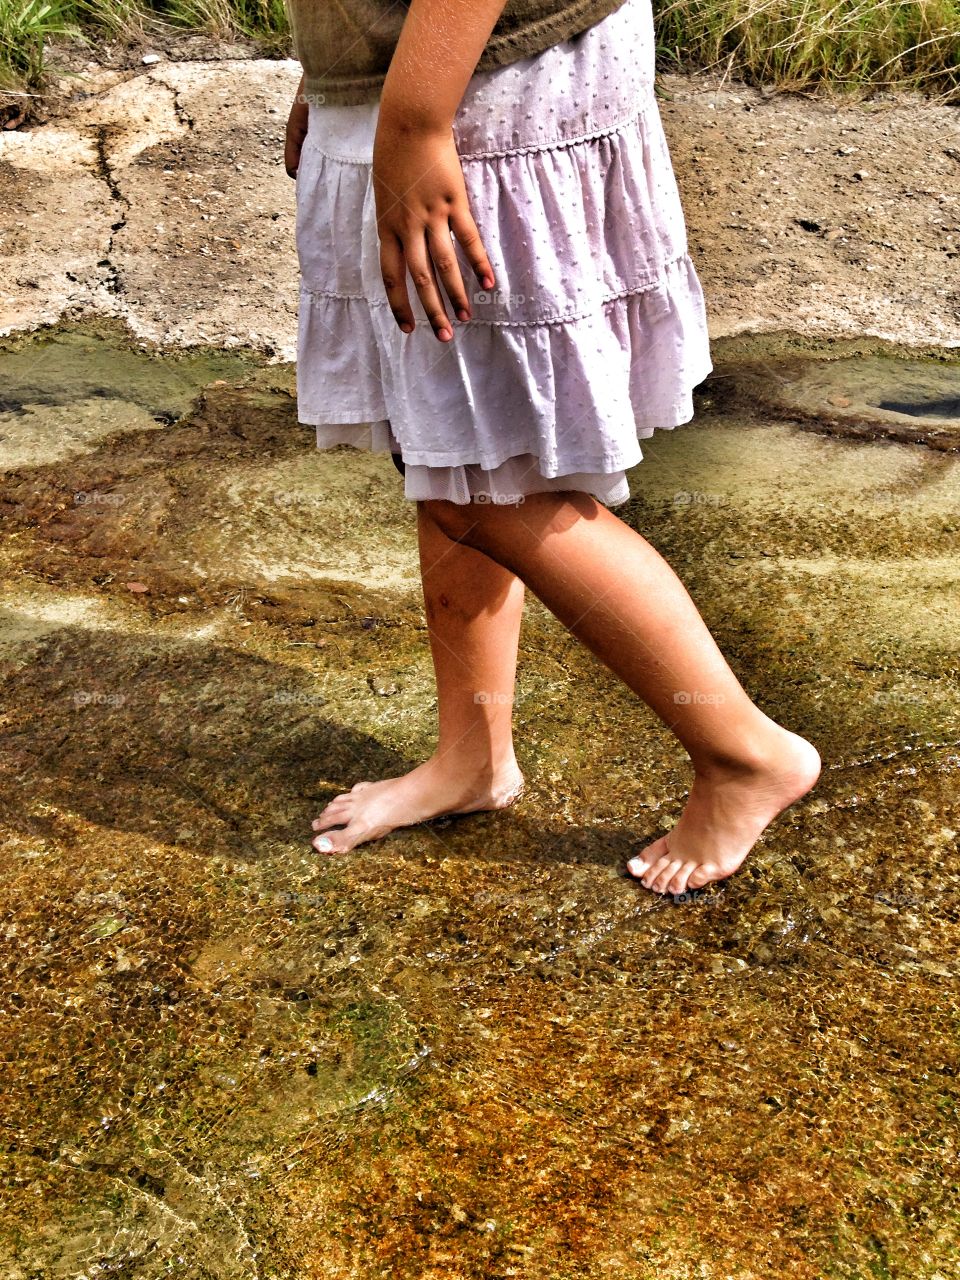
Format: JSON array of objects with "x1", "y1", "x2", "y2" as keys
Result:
[
  {"x1": 426, "y1": 218, "x2": 472, "y2": 323},
  {"x1": 284, "y1": 116, "x2": 308, "y2": 179},
  {"x1": 284, "y1": 134, "x2": 305, "y2": 178},
  {"x1": 404, "y1": 235, "x2": 454, "y2": 341},
  {"x1": 380, "y1": 234, "x2": 416, "y2": 334},
  {"x1": 449, "y1": 205, "x2": 495, "y2": 292}
]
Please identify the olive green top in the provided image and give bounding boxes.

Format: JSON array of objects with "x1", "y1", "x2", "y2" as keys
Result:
[{"x1": 286, "y1": 0, "x2": 629, "y2": 106}]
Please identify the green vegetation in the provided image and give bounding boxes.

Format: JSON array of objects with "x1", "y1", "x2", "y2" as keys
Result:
[
  {"x1": 0, "y1": 0, "x2": 958, "y2": 99},
  {"x1": 653, "y1": 0, "x2": 960, "y2": 100},
  {"x1": 0, "y1": 0, "x2": 290, "y2": 89}
]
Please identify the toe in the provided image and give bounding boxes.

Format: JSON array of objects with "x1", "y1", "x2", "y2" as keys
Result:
[
  {"x1": 640, "y1": 852, "x2": 673, "y2": 889},
  {"x1": 311, "y1": 805, "x2": 350, "y2": 832},
  {"x1": 315, "y1": 819, "x2": 375, "y2": 856},
  {"x1": 687, "y1": 863, "x2": 720, "y2": 890},
  {"x1": 665, "y1": 862, "x2": 697, "y2": 896},
  {"x1": 626, "y1": 835, "x2": 668, "y2": 881},
  {"x1": 312, "y1": 829, "x2": 344, "y2": 854},
  {"x1": 318, "y1": 783, "x2": 370, "y2": 812},
  {"x1": 651, "y1": 859, "x2": 684, "y2": 894}
]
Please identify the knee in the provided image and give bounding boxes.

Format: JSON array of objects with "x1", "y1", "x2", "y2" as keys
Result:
[{"x1": 420, "y1": 498, "x2": 478, "y2": 545}]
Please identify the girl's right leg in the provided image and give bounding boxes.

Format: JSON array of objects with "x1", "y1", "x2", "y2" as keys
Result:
[{"x1": 311, "y1": 500, "x2": 525, "y2": 853}]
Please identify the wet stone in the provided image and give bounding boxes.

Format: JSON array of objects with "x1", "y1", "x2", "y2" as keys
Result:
[
  {"x1": 0, "y1": 322, "x2": 959, "y2": 1278},
  {"x1": 709, "y1": 336, "x2": 960, "y2": 452}
]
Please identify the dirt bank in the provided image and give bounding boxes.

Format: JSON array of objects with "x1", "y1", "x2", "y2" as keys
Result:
[{"x1": 0, "y1": 60, "x2": 958, "y2": 353}]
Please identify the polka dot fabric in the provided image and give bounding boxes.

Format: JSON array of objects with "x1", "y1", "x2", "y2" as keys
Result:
[{"x1": 294, "y1": 0, "x2": 713, "y2": 507}]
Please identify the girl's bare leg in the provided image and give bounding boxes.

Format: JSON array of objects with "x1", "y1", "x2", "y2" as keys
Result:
[
  {"x1": 420, "y1": 490, "x2": 822, "y2": 897},
  {"x1": 311, "y1": 501, "x2": 525, "y2": 854}
]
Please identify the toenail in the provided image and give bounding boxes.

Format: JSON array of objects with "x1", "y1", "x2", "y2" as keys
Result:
[{"x1": 316, "y1": 835, "x2": 334, "y2": 853}]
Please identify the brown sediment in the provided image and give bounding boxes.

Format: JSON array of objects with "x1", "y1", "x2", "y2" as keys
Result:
[{"x1": 1, "y1": 323, "x2": 959, "y2": 1278}]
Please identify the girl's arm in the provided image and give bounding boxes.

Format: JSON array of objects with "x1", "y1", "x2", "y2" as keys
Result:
[
  {"x1": 284, "y1": 72, "x2": 308, "y2": 179},
  {"x1": 372, "y1": 0, "x2": 507, "y2": 341},
  {"x1": 380, "y1": 0, "x2": 508, "y2": 133}
]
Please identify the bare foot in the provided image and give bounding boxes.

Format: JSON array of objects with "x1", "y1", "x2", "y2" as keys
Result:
[
  {"x1": 310, "y1": 755, "x2": 525, "y2": 855},
  {"x1": 625, "y1": 729, "x2": 821, "y2": 896}
]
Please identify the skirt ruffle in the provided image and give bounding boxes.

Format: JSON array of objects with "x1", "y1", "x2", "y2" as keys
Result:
[{"x1": 294, "y1": 0, "x2": 712, "y2": 506}]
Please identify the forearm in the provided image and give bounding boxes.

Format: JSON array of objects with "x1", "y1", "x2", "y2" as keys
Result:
[{"x1": 378, "y1": 0, "x2": 508, "y2": 132}]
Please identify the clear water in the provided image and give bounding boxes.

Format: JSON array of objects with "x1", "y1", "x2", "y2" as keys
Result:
[{"x1": 1, "y1": 323, "x2": 958, "y2": 1280}]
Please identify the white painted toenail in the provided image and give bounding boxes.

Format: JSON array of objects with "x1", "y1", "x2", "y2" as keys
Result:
[{"x1": 316, "y1": 836, "x2": 334, "y2": 853}]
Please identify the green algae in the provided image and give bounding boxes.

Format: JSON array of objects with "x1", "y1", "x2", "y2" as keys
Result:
[{"x1": 0, "y1": 322, "x2": 958, "y2": 1279}]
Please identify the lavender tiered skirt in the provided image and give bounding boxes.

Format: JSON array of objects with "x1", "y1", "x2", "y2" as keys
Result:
[{"x1": 294, "y1": 0, "x2": 713, "y2": 506}]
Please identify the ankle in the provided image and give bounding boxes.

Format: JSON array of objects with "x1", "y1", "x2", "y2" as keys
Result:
[
  {"x1": 432, "y1": 744, "x2": 520, "y2": 781},
  {"x1": 689, "y1": 720, "x2": 804, "y2": 783}
]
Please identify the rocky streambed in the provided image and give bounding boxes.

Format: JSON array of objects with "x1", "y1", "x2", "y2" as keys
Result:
[{"x1": 0, "y1": 56, "x2": 958, "y2": 1280}]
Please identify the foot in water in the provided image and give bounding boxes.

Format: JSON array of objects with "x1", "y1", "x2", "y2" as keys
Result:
[
  {"x1": 311, "y1": 755, "x2": 525, "y2": 855},
  {"x1": 626, "y1": 729, "x2": 821, "y2": 896}
]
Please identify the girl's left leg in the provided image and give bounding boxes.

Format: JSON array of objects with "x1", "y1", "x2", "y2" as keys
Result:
[
  {"x1": 311, "y1": 500, "x2": 525, "y2": 854},
  {"x1": 419, "y1": 490, "x2": 821, "y2": 897}
]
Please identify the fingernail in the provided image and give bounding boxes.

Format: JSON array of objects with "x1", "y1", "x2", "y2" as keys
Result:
[
  {"x1": 456, "y1": 308, "x2": 470, "y2": 322},
  {"x1": 438, "y1": 328, "x2": 452, "y2": 341},
  {"x1": 316, "y1": 835, "x2": 333, "y2": 853},
  {"x1": 400, "y1": 321, "x2": 414, "y2": 333}
]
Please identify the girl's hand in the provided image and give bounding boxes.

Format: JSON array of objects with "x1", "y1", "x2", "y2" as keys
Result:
[
  {"x1": 284, "y1": 90, "x2": 309, "y2": 179},
  {"x1": 372, "y1": 120, "x2": 495, "y2": 341}
]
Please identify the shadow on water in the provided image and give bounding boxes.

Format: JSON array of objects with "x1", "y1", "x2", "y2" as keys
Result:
[
  {"x1": 876, "y1": 396, "x2": 960, "y2": 419},
  {"x1": 1, "y1": 320, "x2": 959, "y2": 1279},
  {"x1": 703, "y1": 336, "x2": 960, "y2": 454}
]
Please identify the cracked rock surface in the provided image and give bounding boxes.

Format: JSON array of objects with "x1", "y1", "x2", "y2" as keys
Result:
[
  {"x1": 1, "y1": 61, "x2": 958, "y2": 355},
  {"x1": 1, "y1": 61, "x2": 301, "y2": 356}
]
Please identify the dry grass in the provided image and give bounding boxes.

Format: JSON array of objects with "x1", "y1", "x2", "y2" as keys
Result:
[
  {"x1": 653, "y1": 0, "x2": 960, "y2": 100},
  {"x1": 0, "y1": 0, "x2": 958, "y2": 99}
]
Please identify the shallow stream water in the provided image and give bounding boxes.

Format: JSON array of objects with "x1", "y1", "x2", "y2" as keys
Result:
[{"x1": 1, "y1": 322, "x2": 958, "y2": 1279}]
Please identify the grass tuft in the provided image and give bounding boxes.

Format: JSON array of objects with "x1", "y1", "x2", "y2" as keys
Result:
[
  {"x1": 652, "y1": 0, "x2": 960, "y2": 100},
  {"x1": 0, "y1": 0, "x2": 958, "y2": 100}
]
